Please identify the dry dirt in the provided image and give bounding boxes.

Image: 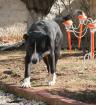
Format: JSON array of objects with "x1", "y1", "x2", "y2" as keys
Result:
[{"x1": 0, "y1": 50, "x2": 96, "y2": 104}]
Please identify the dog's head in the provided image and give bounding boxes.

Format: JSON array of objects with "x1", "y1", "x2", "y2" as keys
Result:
[{"x1": 23, "y1": 31, "x2": 50, "y2": 64}]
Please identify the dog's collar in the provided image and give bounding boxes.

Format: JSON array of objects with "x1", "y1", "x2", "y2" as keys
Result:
[{"x1": 28, "y1": 31, "x2": 46, "y2": 36}]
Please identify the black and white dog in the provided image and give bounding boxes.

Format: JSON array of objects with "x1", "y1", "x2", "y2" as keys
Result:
[{"x1": 22, "y1": 20, "x2": 63, "y2": 87}]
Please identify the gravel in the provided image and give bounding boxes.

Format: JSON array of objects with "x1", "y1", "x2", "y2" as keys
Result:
[{"x1": 0, "y1": 90, "x2": 47, "y2": 105}]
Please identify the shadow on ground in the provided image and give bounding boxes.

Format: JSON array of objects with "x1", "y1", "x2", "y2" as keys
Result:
[{"x1": 49, "y1": 88, "x2": 96, "y2": 104}]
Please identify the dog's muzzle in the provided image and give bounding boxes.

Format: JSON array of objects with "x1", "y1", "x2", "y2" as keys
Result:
[
  {"x1": 31, "y1": 51, "x2": 50, "y2": 64},
  {"x1": 31, "y1": 52, "x2": 39, "y2": 64},
  {"x1": 31, "y1": 58, "x2": 38, "y2": 64}
]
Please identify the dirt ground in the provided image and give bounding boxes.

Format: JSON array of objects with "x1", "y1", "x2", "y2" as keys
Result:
[{"x1": 0, "y1": 50, "x2": 96, "y2": 104}]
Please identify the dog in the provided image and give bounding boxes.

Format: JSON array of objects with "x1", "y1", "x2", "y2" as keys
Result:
[{"x1": 21, "y1": 20, "x2": 63, "y2": 87}]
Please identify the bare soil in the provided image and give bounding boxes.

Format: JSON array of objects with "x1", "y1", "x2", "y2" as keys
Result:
[{"x1": 0, "y1": 50, "x2": 96, "y2": 104}]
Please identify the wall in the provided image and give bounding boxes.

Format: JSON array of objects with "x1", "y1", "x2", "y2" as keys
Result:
[
  {"x1": 90, "y1": 0, "x2": 96, "y2": 18},
  {"x1": 0, "y1": 0, "x2": 28, "y2": 43}
]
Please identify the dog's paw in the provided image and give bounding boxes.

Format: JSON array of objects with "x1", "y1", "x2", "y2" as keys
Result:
[
  {"x1": 48, "y1": 80, "x2": 56, "y2": 86},
  {"x1": 21, "y1": 77, "x2": 31, "y2": 88},
  {"x1": 48, "y1": 73, "x2": 57, "y2": 86}
]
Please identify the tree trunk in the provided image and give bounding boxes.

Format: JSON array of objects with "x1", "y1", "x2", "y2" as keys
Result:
[
  {"x1": 21, "y1": 0, "x2": 57, "y2": 29},
  {"x1": 89, "y1": 0, "x2": 96, "y2": 18},
  {"x1": 21, "y1": 0, "x2": 57, "y2": 16}
]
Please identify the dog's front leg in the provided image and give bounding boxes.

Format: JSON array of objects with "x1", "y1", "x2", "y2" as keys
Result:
[
  {"x1": 48, "y1": 42, "x2": 57, "y2": 86},
  {"x1": 21, "y1": 55, "x2": 31, "y2": 88}
]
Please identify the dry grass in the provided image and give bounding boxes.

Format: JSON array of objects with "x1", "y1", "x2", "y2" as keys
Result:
[{"x1": 0, "y1": 35, "x2": 23, "y2": 45}]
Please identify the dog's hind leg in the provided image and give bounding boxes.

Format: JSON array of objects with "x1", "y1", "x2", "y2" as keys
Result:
[
  {"x1": 43, "y1": 55, "x2": 52, "y2": 83},
  {"x1": 43, "y1": 55, "x2": 50, "y2": 73}
]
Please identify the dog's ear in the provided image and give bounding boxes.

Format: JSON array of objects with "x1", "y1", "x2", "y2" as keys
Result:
[{"x1": 23, "y1": 34, "x2": 29, "y2": 40}]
